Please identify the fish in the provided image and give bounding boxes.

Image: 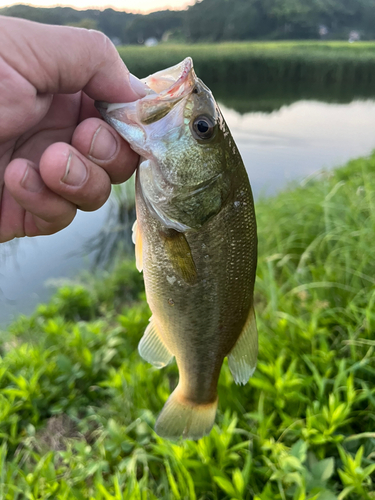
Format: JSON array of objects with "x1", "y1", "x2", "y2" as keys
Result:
[{"x1": 95, "y1": 57, "x2": 257, "y2": 440}]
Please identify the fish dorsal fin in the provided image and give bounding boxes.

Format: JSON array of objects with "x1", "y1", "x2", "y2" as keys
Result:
[
  {"x1": 132, "y1": 220, "x2": 143, "y2": 272},
  {"x1": 160, "y1": 229, "x2": 197, "y2": 286},
  {"x1": 228, "y1": 306, "x2": 258, "y2": 385},
  {"x1": 138, "y1": 316, "x2": 174, "y2": 368}
]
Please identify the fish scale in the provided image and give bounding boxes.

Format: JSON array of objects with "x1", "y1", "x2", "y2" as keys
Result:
[{"x1": 137, "y1": 141, "x2": 256, "y2": 409}]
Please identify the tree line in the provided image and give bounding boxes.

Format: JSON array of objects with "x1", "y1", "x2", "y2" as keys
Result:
[{"x1": 1, "y1": 0, "x2": 374, "y2": 44}]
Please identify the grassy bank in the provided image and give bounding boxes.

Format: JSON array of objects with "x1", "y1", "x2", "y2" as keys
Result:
[
  {"x1": 119, "y1": 41, "x2": 375, "y2": 89},
  {"x1": 119, "y1": 41, "x2": 375, "y2": 113},
  {"x1": 1, "y1": 152, "x2": 375, "y2": 498}
]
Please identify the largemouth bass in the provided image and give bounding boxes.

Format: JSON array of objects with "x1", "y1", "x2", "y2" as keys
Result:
[{"x1": 96, "y1": 58, "x2": 257, "y2": 440}]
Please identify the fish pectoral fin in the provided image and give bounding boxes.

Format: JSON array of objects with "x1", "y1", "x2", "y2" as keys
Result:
[
  {"x1": 138, "y1": 316, "x2": 173, "y2": 368},
  {"x1": 132, "y1": 220, "x2": 143, "y2": 272},
  {"x1": 228, "y1": 306, "x2": 258, "y2": 385},
  {"x1": 161, "y1": 229, "x2": 197, "y2": 285}
]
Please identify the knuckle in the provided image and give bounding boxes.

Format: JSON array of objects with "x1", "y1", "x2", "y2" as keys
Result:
[
  {"x1": 88, "y1": 29, "x2": 112, "y2": 56},
  {"x1": 88, "y1": 29, "x2": 123, "y2": 72}
]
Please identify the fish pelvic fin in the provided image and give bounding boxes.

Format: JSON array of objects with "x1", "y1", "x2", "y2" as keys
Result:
[
  {"x1": 155, "y1": 385, "x2": 218, "y2": 440},
  {"x1": 138, "y1": 316, "x2": 173, "y2": 368},
  {"x1": 132, "y1": 220, "x2": 143, "y2": 272},
  {"x1": 228, "y1": 305, "x2": 258, "y2": 385}
]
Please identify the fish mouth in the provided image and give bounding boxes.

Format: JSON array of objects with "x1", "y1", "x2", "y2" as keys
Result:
[
  {"x1": 95, "y1": 57, "x2": 195, "y2": 123},
  {"x1": 94, "y1": 58, "x2": 198, "y2": 163},
  {"x1": 141, "y1": 57, "x2": 195, "y2": 97}
]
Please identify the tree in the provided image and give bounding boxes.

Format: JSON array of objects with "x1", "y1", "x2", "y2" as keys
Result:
[
  {"x1": 67, "y1": 18, "x2": 98, "y2": 30},
  {"x1": 1, "y1": 0, "x2": 374, "y2": 43}
]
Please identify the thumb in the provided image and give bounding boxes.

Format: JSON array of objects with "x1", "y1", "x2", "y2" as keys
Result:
[{"x1": 0, "y1": 16, "x2": 146, "y2": 103}]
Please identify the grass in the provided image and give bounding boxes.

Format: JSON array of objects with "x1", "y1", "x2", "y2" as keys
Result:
[
  {"x1": 118, "y1": 41, "x2": 375, "y2": 88},
  {"x1": 119, "y1": 41, "x2": 375, "y2": 113},
  {"x1": 1, "y1": 152, "x2": 375, "y2": 498}
]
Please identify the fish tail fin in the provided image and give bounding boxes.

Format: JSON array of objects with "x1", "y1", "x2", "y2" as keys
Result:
[{"x1": 155, "y1": 385, "x2": 218, "y2": 440}]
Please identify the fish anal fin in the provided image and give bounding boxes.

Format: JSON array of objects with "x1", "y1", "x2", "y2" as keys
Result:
[
  {"x1": 228, "y1": 306, "x2": 258, "y2": 385},
  {"x1": 138, "y1": 316, "x2": 173, "y2": 368},
  {"x1": 155, "y1": 385, "x2": 218, "y2": 440},
  {"x1": 132, "y1": 220, "x2": 143, "y2": 272},
  {"x1": 161, "y1": 229, "x2": 197, "y2": 285}
]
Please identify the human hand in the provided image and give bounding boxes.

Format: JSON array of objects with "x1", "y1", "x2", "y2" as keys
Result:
[{"x1": 0, "y1": 16, "x2": 146, "y2": 242}]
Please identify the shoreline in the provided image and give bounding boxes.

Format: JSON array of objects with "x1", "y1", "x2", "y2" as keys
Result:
[{"x1": 118, "y1": 41, "x2": 375, "y2": 89}]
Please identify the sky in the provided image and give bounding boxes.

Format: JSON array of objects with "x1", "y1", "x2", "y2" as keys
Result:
[{"x1": 0, "y1": 0, "x2": 194, "y2": 12}]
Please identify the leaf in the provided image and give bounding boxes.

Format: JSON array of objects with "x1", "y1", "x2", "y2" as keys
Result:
[
  {"x1": 232, "y1": 468, "x2": 245, "y2": 496},
  {"x1": 241, "y1": 453, "x2": 253, "y2": 484},
  {"x1": 338, "y1": 469, "x2": 352, "y2": 488},
  {"x1": 331, "y1": 403, "x2": 347, "y2": 423},
  {"x1": 283, "y1": 456, "x2": 305, "y2": 472},
  {"x1": 337, "y1": 445, "x2": 348, "y2": 467},
  {"x1": 250, "y1": 378, "x2": 275, "y2": 392},
  {"x1": 213, "y1": 476, "x2": 237, "y2": 498},
  {"x1": 337, "y1": 485, "x2": 355, "y2": 500},
  {"x1": 363, "y1": 464, "x2": 375, "y2": 477},
  {"x1": 82, "y1": 347, "x2": 93, "y2": 366},
  {"x1": 164, "y1": 461, "x2": 181, "y2": 500},
  {"x1": 290, "y1": 440, "x2": 308, "y2": 462},
  {"x1": 318, "y1": 492, "x2": 339, "y2": 500},
  {"x1": 354, "y1": 446, "x2": 364, "y2": 467},
  {"x1": 96, "y1": 483, "x2": 115, "y2": 500},
  {"x1": 311, "y1": 458, "x2": 335, "y2": 482}
]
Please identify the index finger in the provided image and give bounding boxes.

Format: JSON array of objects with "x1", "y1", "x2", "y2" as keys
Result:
[{"x1": 0, "y1": 16, "x2": 146, "y2": 102}]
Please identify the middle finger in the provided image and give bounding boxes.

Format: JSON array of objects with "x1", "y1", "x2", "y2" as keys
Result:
[
  {"x1": 71, "y1": 117, "x2": 139, "y2": 185},
  {"x1": 39, "y1": 142, "x2": 112, "y2": 212}
]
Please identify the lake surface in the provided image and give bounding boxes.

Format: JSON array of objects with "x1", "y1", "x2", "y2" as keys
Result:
[{"x1": 2, "y1": 97, "x2": 375, "y2": 326}]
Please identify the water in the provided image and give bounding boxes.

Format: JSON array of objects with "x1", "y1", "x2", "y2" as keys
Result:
[
  {"x1": 0, "y1": 208, "x2": 108, "y2": 325},
  {"x1": 223, "y1": 99, "x2": 375, "y2": 197},
  {"x1": 2, "y1": 97, "x2": 375, "y2": 326}
]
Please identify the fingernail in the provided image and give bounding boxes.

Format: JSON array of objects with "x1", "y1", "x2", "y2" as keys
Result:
[
  {"x1": 129, "y1": 73, "x2": 148, "y2": 98},
  {"x1": 89, "y1": 126, "x2": 118, "y2": 160},
  {"x1": 61, "y1": 153, "x2": 87, "y2": 186},
  {"x1": 21, "y1": 165, "x2": 44, "y2": 193}
]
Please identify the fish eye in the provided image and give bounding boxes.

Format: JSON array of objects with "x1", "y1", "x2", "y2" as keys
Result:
[{"x1": 192, "y1": 115, "x2": 215, "y2": 140}]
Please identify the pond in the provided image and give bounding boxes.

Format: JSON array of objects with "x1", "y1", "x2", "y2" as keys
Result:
[{"x1": 1, "y1": 81, "x2": 375, "y2": 326}]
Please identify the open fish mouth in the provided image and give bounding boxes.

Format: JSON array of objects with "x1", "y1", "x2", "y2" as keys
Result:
[
  {"x1": 94, "y1": 57, "x2": 199, "y2": 156},
  {"x1": 95, "y1": 57, "x2": 196, "y2": 116},
  {"x1": 141, "y1": 57, "x2": 195, "y2": 97}
]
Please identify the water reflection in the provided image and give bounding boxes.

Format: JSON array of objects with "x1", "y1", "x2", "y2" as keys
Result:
[
  {"x1": 222, "y1": 99, "x2": 375, "y2": 196},
  {"x1": 1, "y1": 97, "x2": 375, "y2": 325},
  {"x1": 212, "y1": 79, "x2": 375, "y2": 114},
  {"x1": 0, "y1": 208, "x2": 108, "y2": 324}
]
